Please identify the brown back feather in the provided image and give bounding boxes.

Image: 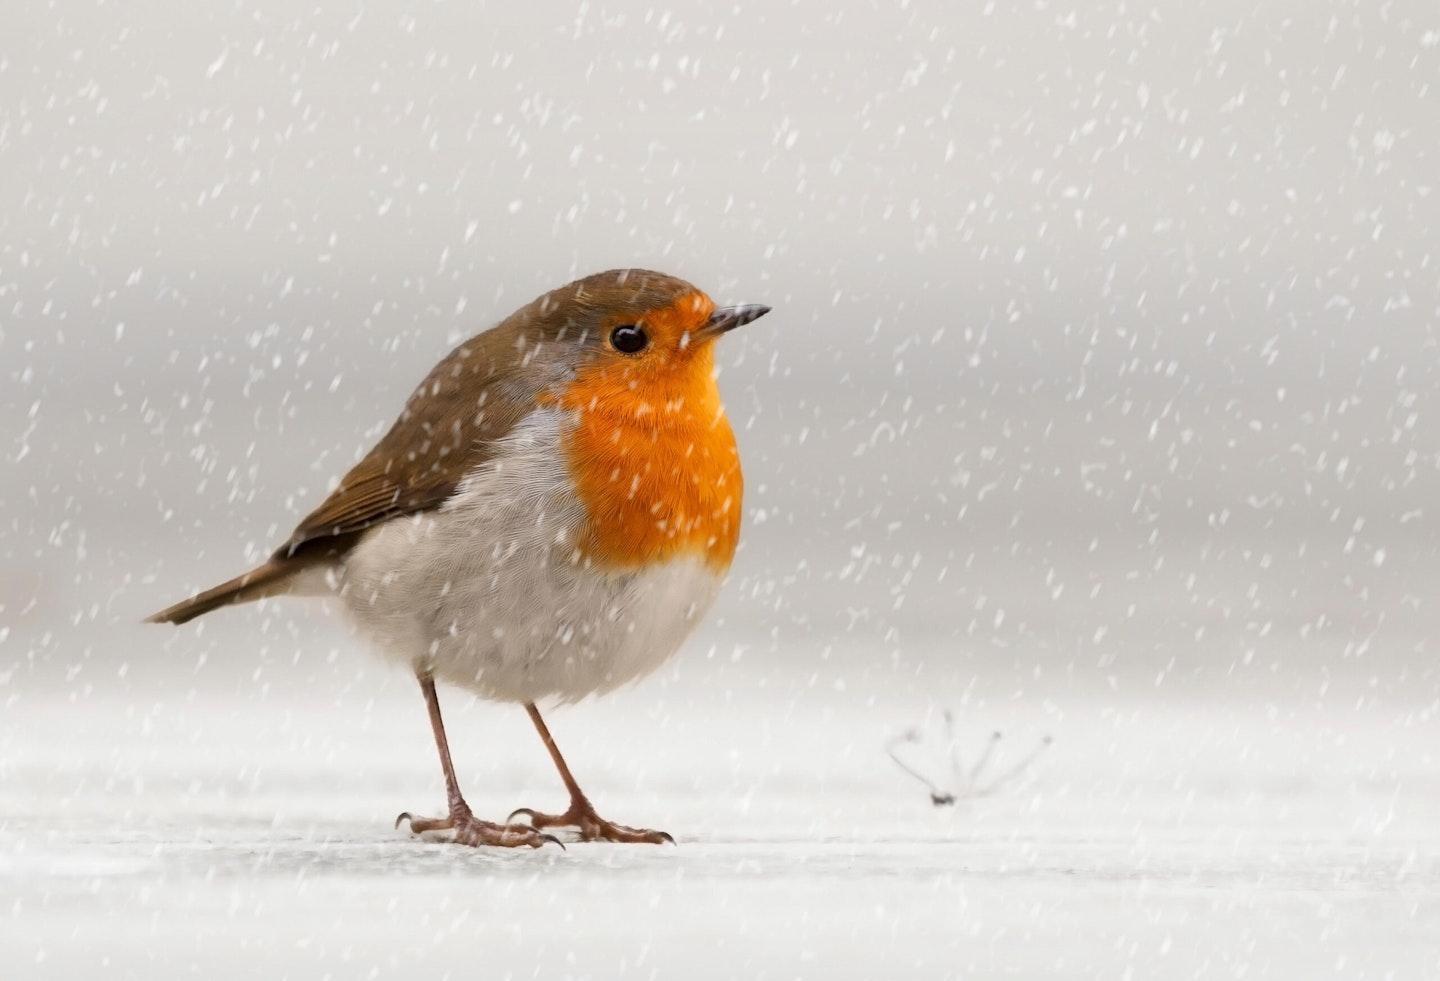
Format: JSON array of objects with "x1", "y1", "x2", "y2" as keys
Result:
[{"x1": 276, "y1": 322, "x2": 540, "y2": 559}]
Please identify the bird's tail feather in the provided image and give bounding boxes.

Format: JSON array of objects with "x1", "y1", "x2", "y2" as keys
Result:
[{"x1": 145, "y1": 558, "x2": 301, "y2": 625}]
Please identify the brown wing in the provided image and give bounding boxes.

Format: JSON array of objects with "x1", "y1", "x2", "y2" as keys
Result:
[
  {"x1": 147, "y1": 326, "x2": 538, "y2": 624},
  {"x1": 275, "y1": 322, "x2": 540, "y2": 560}
]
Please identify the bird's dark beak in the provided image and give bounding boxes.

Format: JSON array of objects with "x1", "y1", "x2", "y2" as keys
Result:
[{"x1": 700, "y1": 304, "x2": 771, "y2": 340}]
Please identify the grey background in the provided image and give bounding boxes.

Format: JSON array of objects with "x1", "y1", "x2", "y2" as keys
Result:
[
  {"x1": 4, "y1": 0, "x2": 1437, "y2": 703},
  {"x1": 4, "y1": 3, "x2": 1439, "y2": 978}
]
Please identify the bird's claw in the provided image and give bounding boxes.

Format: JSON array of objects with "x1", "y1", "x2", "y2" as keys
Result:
[
  {"x1": 505, "y1": 800, "x2": 674, "y2": 844},
  {"x1": 396, "y1": 806, "x2": 563, "y2": 849}
]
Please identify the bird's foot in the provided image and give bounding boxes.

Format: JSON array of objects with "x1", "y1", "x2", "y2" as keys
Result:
[
  {"x1": 506, "y1": 796, "x2": 674, "y2": 844},
  {"x1": 396, "y1": 800, "x2": 563, "y2": 849}
]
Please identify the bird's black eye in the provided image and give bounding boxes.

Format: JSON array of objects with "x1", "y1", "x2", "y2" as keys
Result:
[{"x1": 609, "y1": 324, "x2": 649, "y2": 354}]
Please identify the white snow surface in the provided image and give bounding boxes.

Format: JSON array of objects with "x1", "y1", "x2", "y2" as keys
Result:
[{"x1": 3, "y1": 649, "x2": 1436, "y2": 980}]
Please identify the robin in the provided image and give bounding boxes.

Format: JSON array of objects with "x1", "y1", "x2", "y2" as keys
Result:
[{"x1": 148, "y1": 268, "x2": 771, "y2": 848}]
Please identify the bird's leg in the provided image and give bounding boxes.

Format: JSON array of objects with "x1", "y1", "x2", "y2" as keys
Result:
[
  {"x1": 506, "y1": 702, "x2": 673, "y2": 844},
  {"x1": 396, "y1": 673, "x2": 559, "y2": 849}
]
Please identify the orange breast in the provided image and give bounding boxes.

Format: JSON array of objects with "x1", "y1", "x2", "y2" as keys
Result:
[{"x1": 554, "y1": 345, "x2": 743, "y2": 572}]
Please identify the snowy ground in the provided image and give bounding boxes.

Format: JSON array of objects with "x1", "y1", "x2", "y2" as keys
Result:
[{"x1": 3, "y1": 647, "x2": 1436, "y2": 980}]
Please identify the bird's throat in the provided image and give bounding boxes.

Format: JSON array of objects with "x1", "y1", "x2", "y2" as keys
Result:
[{"x1": 553, "y1": 351, "x2": 743, "y2": 572}]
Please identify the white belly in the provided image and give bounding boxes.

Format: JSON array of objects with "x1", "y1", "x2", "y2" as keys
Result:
[{"x1": 337, "y1": 409, "x2": 726, "y2": 703}]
